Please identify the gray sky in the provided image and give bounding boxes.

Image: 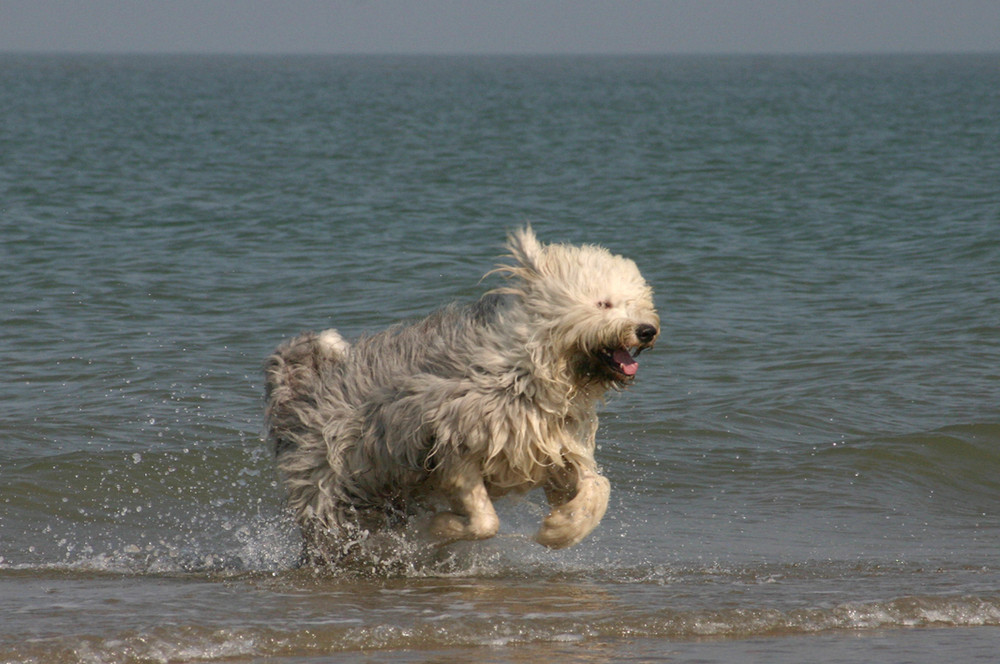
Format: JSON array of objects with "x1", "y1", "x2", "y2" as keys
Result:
[{"x1": 1, "y1": 0, "x2": 998, "y2": 55}]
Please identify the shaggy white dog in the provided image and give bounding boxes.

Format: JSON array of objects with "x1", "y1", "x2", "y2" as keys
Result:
[{"x1": 265, "y1": 227, "x2": 658, "y2": 563}]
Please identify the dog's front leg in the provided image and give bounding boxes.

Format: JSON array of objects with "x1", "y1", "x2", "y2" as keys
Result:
[
  {"x1": 536, "y1": 463, "x2": 610, "y2": 549},
  {"x1": 428, "y1": 460, "x2": 500, "y2": 543}
]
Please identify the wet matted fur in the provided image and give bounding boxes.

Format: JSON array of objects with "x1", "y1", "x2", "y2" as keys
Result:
[{"x1": 264, "y1": 227, "x2": 658, "y2": 563}]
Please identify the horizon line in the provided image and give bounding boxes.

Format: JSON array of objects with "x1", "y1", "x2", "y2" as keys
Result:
[{"x1": 3, "y1": 49, "x2": 999, "y2": 58}]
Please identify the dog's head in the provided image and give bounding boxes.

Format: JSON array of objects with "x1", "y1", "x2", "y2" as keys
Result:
[{"x1": 491, "y1": 226, "x2": 659, "y2": 388}]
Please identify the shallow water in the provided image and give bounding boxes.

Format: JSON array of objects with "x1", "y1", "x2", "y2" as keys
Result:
[{"x1": 2, "y1": 53, "x2": 999, "y2": 662}]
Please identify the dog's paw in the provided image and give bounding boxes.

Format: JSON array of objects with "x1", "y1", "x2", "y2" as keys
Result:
[
  {"x1": 428, "y1": 510, "x2": 499, "y2": 543},
  {"x1": 535, "y1": 473, "x2": 610, "y2": 549}
]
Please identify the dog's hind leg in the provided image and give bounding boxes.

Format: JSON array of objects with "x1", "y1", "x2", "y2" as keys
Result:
[
  {"x1": 535, "y1": 464, "x2": 610, "y2": 549},
  {"x1": 264, "y1": 329, "x2": 351, "y2": 458},
  {"x1": 428, "y1": 460, "x2": 500, "y2": 543}
]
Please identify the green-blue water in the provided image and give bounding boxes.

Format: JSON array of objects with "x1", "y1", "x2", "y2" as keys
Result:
[{"x1": 2, "y1": 54, "x2": 999, "y2": 662}]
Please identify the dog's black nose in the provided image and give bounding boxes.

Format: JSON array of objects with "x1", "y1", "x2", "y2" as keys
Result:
[{"x1": 636, "y1": 324, "x2": 658, "y2": 344}]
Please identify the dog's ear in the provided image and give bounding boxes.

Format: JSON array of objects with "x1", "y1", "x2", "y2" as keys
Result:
[
  {"x1": 485, "y1": 226, "x2": 546, "y2": 288},
  {"x1": 505, "y1": 225, "x2": 544, "y2": 276}
]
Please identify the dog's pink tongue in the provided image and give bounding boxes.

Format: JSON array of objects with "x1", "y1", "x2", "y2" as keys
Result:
[{"x1": 613, "y1": 349, "x2": 638, "y2": 376}]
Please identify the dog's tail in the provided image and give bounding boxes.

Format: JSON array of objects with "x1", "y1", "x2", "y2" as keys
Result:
[{"x1": 264, "y1": 329, "x2": 349, "y2": 456}]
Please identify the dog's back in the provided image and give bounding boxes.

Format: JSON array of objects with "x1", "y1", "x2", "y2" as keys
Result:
[
  {"x1": 262, "y1": 297, "x2": 517, "y2": 536},
  {"x1": 265, "y1": 296, "x2": 519, "y2": 457}
]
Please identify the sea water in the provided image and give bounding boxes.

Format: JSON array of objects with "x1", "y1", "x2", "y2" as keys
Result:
[{"x1": 2, "y1": 54, "x2": 999, "y2": 662}]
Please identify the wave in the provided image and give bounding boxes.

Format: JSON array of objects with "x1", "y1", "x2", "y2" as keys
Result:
[
  {"x1": 618, "y1": 419, "x2": 1000, "y2": 495},
  {"x1": 4, "y1": 420, "x2": 999, "y2": 575},
  {"x1": 809, "y1": 421, "x2": 1000, "y2": 509},
  {"x1": 0, "y1": 444, "x2": 301, "y2": 574},
  {"x1": 4, "y1": 452, "x2": 1000, "y2": 664},
  {"x1": 3, "y1": 582, "x2": 999, "y2": 663},
  {"x1": 838, "y1": 422, "x2": 1000, "y2": 483}
]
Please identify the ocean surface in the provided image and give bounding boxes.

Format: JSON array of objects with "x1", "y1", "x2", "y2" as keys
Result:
[{"x1": 1, "y1": 53, "x2": 999, "y2": 663}]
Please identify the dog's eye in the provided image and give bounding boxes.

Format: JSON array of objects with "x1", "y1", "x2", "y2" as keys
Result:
[{"x1": 596, "y1": 300, "x2": 613, "y2": 310}]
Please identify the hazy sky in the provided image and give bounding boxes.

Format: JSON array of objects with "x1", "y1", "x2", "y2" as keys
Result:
[{"x1": 1, "y1": 0, "x2": 998, "y2": 55}]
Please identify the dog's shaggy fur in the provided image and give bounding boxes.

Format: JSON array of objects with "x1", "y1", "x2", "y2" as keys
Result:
[{"x1": 265, "y1": 227, "x2": 658, "y2": 562}]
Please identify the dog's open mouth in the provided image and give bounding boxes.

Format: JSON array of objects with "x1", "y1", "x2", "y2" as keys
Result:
[{"x1": 600, "y1": 347, "x2": 639, "y2": 379}]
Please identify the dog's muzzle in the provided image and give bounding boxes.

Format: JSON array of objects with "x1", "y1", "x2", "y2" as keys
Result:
[{"x1": 594, "y1": 322, "x2": 659, "y2": 381}]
